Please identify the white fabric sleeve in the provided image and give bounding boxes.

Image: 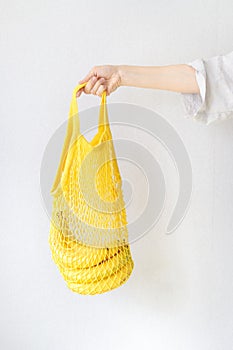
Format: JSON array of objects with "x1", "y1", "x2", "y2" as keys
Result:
[{"x1": 180, "y1": 51, "x2": 233, "y2": 125}]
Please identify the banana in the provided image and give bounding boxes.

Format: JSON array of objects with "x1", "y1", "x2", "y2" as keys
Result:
[
  {"x1": 59, "y1": 247, "x2": 132, "y2": 284},
  {"x1": 49, "y1": 226, "x2": 129, "y2": 269},
  {"x1": 66, "y1": 259, "x2": 134, "y2": 295},
  {"x1": 49, "y1": 227, "x2": 106, "y2": 267}
]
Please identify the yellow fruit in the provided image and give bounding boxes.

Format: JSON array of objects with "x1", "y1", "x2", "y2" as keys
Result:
[
  {"x1": 66, "y1": 259, "x2": 134, "y2": 295},
  {"x1": 49, "y1": 232, "x2": 125, "y2": 270},
  {"x1": 59, "y1": 247, "x2": 131, "y2": 284}
]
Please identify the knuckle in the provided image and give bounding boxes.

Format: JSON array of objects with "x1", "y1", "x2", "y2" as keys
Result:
[
  {"x1": 84, "y1": 86, "x2": 91, "y2": 94},
  {"x1": 97, "y1": 85, "x2": 105, "y2": 96},
  {"x1": 85, "y1": 79, "x2": 96, "y2": 93},
  {"x1": 92, "y1": 67, "x2": 98, "y2": 76}
]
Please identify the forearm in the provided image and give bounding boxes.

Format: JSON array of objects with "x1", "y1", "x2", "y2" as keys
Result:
[{"x1": 118, "y1": 64, "x2": 200, "y2": 94}]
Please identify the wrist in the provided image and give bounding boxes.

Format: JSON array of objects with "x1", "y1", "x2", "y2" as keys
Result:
[{"x1": 117, "y1": 65, "x2": 127, "y2": 87}]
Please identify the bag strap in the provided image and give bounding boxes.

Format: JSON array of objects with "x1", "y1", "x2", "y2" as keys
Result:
[
  {"x1": 50, "y1": 82, "x2": 109, "y2": 196},
  {"x1": 70, "y1": 82, "x2": 109, "y2": 136}
]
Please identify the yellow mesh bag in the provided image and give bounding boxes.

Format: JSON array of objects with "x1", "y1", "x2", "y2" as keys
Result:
[{"x1": 48, "y1": 82, "x2": 134, "y2": 295}]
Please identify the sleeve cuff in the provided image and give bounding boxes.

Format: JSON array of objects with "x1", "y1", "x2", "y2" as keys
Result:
[{"x1": 180, "y1": 58, "x2": 207, "y2": 123}]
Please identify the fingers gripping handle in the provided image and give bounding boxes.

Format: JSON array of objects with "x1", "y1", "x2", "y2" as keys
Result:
[{"x1": 70, "y1": 82, "x2": 107, "y2": 120}]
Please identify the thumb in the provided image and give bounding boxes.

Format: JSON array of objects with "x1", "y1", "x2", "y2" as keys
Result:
[{"x1": 79, "y1": 70, "x2": 95, "y2": 84}]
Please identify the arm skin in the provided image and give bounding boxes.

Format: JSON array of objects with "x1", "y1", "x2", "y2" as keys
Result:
[
  {"x1": 118, "y1": 64, "x2": 200, "y2": 94},
  {"x1": 77, "y1": 63, "x2": 200, "y2": 97}
]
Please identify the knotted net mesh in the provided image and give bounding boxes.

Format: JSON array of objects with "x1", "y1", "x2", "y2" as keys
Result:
[{"x1": 48, "y1": 84, "x2": 134, "y2": 295}]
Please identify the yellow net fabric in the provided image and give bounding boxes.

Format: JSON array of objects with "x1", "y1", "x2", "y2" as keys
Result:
[{"x1": 48, "y1": 83, "x2": 134, "y2": 295}]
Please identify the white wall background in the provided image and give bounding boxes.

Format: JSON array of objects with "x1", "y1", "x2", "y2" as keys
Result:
[{"x1": 1, "y1": 0, "x2": 233, "y2": 349}]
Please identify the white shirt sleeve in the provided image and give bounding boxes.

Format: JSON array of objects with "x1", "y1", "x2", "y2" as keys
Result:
[{"x1": 180, "y1": 51, "x2": 233, "y2": 125}]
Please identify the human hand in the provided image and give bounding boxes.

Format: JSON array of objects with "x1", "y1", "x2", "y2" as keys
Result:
[{"x1": 76, "y1": 65, "x2": 122, "y2": 98}]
